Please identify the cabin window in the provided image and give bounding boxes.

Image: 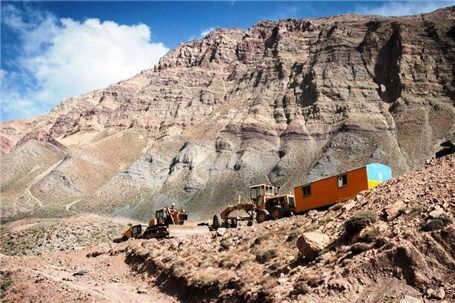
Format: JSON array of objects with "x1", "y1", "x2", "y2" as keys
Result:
[
  {"x1": 338, "y1": 174, "x2": 347, "y2": 188},
  {"x1": 302, "y1": 185, "x2": 311, "y2": 197},
  {"x1": 250, "y1": 188, "x2": 257, "y2": 199},
  {"x1": 288, "y1": 196, "x2": 295, "y2": 208}
]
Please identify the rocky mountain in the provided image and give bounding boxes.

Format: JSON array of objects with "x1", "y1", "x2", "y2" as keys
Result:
[{"x1": 1, "y1": 7, "x2": 454, "y2": 222}]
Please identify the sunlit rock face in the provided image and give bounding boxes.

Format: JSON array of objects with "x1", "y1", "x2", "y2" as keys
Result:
[{"x1": 1, "y1": 7, "x2": 454, "y2": 222}]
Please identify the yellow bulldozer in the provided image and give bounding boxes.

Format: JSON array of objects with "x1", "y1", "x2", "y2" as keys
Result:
[
  {"x1": 115, "y1": 205, "x2": 210, "y2": 242},
  {"x1": 212, "y1": 184, "x2": 295, "y2": 229}
]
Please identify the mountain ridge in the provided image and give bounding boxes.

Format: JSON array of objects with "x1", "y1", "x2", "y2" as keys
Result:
[{"x1": 1, "y1": 7, "x2": 454, "y2": 222}]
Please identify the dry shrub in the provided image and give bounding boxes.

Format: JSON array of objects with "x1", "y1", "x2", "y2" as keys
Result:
[
  {"x1": 302, "y1": 223, "x2": 320, "y2": 233},
  {"x1": 169, "y1": 258, "x2": 188, "y2": 276},
  {"x1": 192, "y1": 269, "x2": 219, "y2": 288},
  {"x1": 292, "y1": 281, "x2": 310, "y2": 296},
  {"x1": 345, "y1": 210, "x2": 377, "y2": 238},
  {"x1": 219, "y1": 259, "x2": 235, "y2": 269},
  {"x1": 197, "y1": 261, "x2": 214, "y2": 269},
  {"x1": 255, "y1": 248, "x2": 278, "y2": 264},
  {"x1": 402, "y1": 204, "x2": 423, "y2": 220},
  {"x1": 422, "y1": 216, "x2": 451, "y2": 231},
  {"x1": 219, "y1": 240, "x2": 230, "y2": 251},
  {"x1": 219, "y1": 251, "x2": 245, "y2": 269},
  {"x1": 286, "y1": 228, "x2": 302, "y2": 243},
  {"x1": 259, "y1": 278, "x2": 279, "y2": 298},
  {"x1": 217, "y1": 271, "x2": 236, "y2": 284},
  {"x1": 236, "y1": 258, "x2": 251, "y2": 270},
  {"x1": 305, "y1": 273, "x2": 322, "y2": 288},
  {"x1": 253, "y1": 232, "x2": 270, "y2": 246},
  {"x1": 296, "y1": 272, "x2": 322, "y2": 288},
  {"x1": 0, "y1": 271, "x2": 12, "y2": 299},
  {"x1": 350, "y1": 243, "x2": 372, "y2": 255},
  {"x1": 358, "y1": 227, "x2": 380, "y2": 243},
  {"x1": 162, "y1": 255, "x2": 173, "y2": 263}
]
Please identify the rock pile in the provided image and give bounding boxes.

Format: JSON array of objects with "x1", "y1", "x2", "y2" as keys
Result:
[{"x1": 121, "y1": 154, "x2": 454, "y2": 302}]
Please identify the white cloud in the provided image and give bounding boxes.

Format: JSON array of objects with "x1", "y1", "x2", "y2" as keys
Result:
[
  {"x1": 200, "y1": 27, "x2": 216, "y2": 37},
  {"x1": 189, "y1": 27, "x2": 217, "y2": 41},
  {"x1": 355, "y1": 1, "x2": 455, "y2": 17},
  {"x1": 1, "y1": 4, "x2": 169, "y2": 122}
]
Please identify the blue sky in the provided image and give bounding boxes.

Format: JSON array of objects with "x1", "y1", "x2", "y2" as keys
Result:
[{"x1": 1, "y1": 1, "x2": 454, "y2": 122}]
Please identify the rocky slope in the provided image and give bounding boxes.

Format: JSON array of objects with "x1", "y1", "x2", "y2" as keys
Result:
[
  {"x1": 0, "y1": 214, "x2": 138, "y2": 256},
  {"x1": 1, "y1": 7, "x2": 454, "y2": 222},
  {"x1": 1, "y1": 153, "x2": 454, "y2": 303}
]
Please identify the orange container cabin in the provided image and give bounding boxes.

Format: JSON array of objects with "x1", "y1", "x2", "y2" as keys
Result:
[{"x1": 294, "y1": 163, "x2": 392, "y2": 213}]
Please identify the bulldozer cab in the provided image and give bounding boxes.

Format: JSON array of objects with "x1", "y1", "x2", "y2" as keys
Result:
[
  {"x1": 155, "y1": 208, "x2": 169, "y2": 225},
  {"x1": 131, "y1": 224, "x2": 148, "y2": 237},
  {"x1": 249, "y1": 184, "x2": 277, "y2": 206},
  {"x1": 155, "y1": 207, "x2": 189, "y2": 226}
]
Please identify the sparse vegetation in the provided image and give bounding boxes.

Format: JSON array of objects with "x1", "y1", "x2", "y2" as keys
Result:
[
  {"x1": 286, "y1": 227, "x2": 303, "y2": 242},
  {"x1": 0, "y1": 271, "x2": 12, "y2": 299},
  {"x1": 408, "y1": 204, "x2": 424, "y2": 217},
  {"x1": 358, "y1": 227, "x2": 380, "y2": 243},
  {"x1": 344, "y1": 210, "x2": 377, "y2": 238},
  {"x1": 422, "y1": 215, "x2": 451, "y2": 231},
  {"x1": 254, "y1": 247, "x2": 278, "y2": 264},
  {"x1": 0, "y1": 215, "x2": 134, "y2": 256},
  {"x1": 252, "y1": 232, "x2": 270, "y2": 246}
]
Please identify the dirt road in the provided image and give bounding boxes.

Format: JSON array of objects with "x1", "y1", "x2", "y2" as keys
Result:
[{"x1": 1, "y1": 241, "x2": 178, "y2": 303}]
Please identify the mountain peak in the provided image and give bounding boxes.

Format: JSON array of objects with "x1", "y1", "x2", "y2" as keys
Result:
[{"x1": 1, "y1": 8, "x2": 454, "y2": 222}]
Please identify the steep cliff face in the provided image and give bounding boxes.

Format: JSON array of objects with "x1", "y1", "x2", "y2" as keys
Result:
[{"x1": 1, "y1": 7, "x2": 454, "y2": 222}]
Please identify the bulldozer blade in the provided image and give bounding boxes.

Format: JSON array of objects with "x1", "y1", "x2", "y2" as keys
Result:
[{"x1": 168, "y1": 225, "x2": 210, "y2": 237}]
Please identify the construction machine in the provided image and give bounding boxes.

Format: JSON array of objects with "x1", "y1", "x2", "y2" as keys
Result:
[
  {"x1": 436, "y1": 141, "x2": 455, "y2": 158},
  {"x1": 212, "y1": 184, "x2": 295, "y2": 229},
  {"x1": 115, "y1": 205, "x2": 210, "y2": 242}
]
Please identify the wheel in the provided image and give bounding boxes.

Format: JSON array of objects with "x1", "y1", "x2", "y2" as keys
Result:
[
  {"x1": 122, "y1": 235, "x2": 128, "y2": 242},
  {"x1": 256, "y1": 209, "x2": 270, "y2": 224},
  {"x1": 270, "y1": 205, "x2": 284, "y2": 220},
  {"x1": 230, "y1": 219, "x2": 238, "y2": 228},
  {"x1": 213, "y1": 214, "x2": 222, "y2": 230}
]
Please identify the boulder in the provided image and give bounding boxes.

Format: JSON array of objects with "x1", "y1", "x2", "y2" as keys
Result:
[
  {"x1": 383, "y1": 201, "x2": 406, "y2": 221},
  {"x1": 400, "y1": 295, "x2": 422, "y2": 303},
  {"x1": 428, "y1": 287, "x2": 446, "y2": 300},
  {"x1": 216, "y1": 228, "x2": 227, "y2": 236},
  {"x1": 296, "y1": 231, "x2": 331, "y2": 261},
  {"x1": 429, "y1": 206, "x2": 444, "y2": 219}
]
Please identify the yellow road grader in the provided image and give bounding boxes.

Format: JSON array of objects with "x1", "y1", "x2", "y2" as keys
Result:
[
  {"x1": 212, "y1": 184, "x2": 295, "y2": 229},
  {"x1": 115, "y1": 205, "x2": 210, "y2": 242}
]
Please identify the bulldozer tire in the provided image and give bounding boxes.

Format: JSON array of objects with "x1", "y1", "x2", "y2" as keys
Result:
[
  {"x1": 213, "y1": 214, "x2": 222, "y2": 230},
  {"x1": 271, "y1": 205, "x2": 284, "y2": 220},
  {"x1": 256, "y1": 209, "x2": 270, "y2": 224}
]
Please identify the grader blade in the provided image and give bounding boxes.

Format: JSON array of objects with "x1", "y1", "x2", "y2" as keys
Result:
[{"x1": 168, "y1": 225, "x2": 210, "y2": 237}]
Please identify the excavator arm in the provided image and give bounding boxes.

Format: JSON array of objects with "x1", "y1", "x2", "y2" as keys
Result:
[{"x1": 219, "y1": 203, "x2": 256, "y2": 221}]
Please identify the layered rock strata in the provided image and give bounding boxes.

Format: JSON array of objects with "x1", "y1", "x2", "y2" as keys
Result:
[{"x1": 1, "y1": 7, "x2": 454, "y2": 221}]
